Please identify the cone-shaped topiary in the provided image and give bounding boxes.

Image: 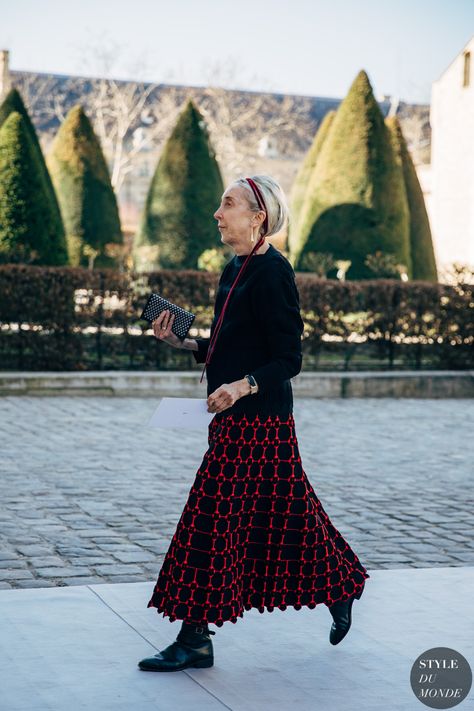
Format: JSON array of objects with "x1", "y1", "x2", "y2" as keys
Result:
[
  {"x1": 294, "y1": 70, "x2": 411, "y2": 280},
  {"x1": 0, "y1": 111, "x2": 68, "y2": 264},
  {"x1": 0, "y1": 87, "x2": 68, "y2": 264},
  {"x1": 134, "y1": 99, "x2": 224, "y2": 271},
  {"x1": 386, "y1": 116, "x2": 438, "y2": 281},
  {"x1": 288, "y1": 110, "x2": 336, "y2": 259},
  {"x1": 47, "y1": 104, "x2": 122, "y2": 268}
]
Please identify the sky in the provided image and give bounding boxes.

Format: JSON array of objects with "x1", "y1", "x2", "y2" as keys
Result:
[{"x1": 1, "y1": 0, "x2": 474, "y2": 104}]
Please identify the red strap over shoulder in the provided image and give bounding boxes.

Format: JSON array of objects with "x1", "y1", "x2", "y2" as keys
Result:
[{"x1": 199, "y1": 232, "x2": 266, "y2": 384}]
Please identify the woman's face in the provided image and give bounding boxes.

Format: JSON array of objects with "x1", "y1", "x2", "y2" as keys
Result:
[{"x1": 213, "y1": 185, "x2": 262, "y2": 251}]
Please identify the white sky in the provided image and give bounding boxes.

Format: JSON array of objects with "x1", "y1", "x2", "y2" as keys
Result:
[{"x1": 1, "y1": 0, "x2": 474, "y2": 103}]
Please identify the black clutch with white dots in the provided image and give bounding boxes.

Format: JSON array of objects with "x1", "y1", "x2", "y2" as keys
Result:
[{"x1": 140, "y1": 293, "x2": 195, "y2": 341}]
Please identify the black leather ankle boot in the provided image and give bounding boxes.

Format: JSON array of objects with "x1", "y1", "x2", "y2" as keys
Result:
[
  {"x1": 328, "y1": 583, "x2": 364, "y2": 646},
  {"x1": 138, "y1": 621, "x2": 216, "y2": 672}
]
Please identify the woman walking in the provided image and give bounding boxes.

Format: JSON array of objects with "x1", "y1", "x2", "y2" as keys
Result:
[{"x1": 138, "y1": 175, "x2": 370, "y2": 672}]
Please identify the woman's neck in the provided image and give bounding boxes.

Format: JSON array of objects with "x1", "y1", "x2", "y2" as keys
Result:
[{"x1": 236, "y1": 242, "x2": 271, "y2": 257}]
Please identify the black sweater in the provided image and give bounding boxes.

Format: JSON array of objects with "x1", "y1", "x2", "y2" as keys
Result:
[{"x1": 192, "y1": 243, "x2": 304, "y2": 419}]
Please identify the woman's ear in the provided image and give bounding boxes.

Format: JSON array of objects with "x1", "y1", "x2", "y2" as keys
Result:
[{"x1": 251, "y1": 210, "x2": 265, "y2": 230}]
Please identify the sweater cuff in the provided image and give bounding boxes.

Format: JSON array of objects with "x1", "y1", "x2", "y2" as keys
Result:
[
  {"x1": 192, "y1": 337, "x2": 210, "y2": 364},
  {"x1": 250, "y1": 354, "x2": 302, "y2": 395}
]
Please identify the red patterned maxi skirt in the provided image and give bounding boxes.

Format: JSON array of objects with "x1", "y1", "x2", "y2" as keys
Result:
[{"x1": 147, "y1": 411, "x2": 370, "y2": 628}]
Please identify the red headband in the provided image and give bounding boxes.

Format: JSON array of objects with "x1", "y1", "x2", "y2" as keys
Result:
[{"x1": 245, "y1": 177, "x2": 269, "y2": 236}]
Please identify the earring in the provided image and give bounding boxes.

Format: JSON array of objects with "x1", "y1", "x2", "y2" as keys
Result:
[{"x1": 250, "y1": 226, "x2": 255, "y2": 243}]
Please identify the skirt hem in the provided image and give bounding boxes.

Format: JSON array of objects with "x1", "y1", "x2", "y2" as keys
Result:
[{"x1": 147, "y1": 573, "x2": 369, "y2": 628}]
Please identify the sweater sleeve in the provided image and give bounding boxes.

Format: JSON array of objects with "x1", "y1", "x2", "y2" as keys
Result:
[
  {"x1": 249, "y1": 264, "x2": 304, "y2": 394},
  {"x1": 192, "y1": 337, "x2": 210, "y2": 364},
  {"x1": 191, "y1": 261, "x2": 232, "y2": 364}
]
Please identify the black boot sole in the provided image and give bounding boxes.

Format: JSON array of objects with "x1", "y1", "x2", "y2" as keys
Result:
[
  {"x1": 138, "y1": 657, "x2": 213, "y2": 672},
  {"x1": 138, "y1": 635, "x2": 215, "y2": 672}
]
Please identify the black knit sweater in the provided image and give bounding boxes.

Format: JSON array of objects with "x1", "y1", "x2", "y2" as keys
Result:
[{"x1": 192, "y1": 243, "x2": 304, "y2": 419}]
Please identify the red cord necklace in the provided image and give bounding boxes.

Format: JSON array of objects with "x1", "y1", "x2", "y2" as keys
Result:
[{"x1": 199, "y1": 233, "x2": 266, "y2": 383}]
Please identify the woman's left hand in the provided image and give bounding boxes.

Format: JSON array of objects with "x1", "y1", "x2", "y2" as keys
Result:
[{"x1": 207, "y1": 380, "x2": 248, "y2": 414}]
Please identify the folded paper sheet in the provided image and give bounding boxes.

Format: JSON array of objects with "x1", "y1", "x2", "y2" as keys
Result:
[{"x1": 147, "y1": 397, "x2": 216, "y2": 430}]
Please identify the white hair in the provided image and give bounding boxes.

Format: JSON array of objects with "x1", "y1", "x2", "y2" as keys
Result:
[{"x1": 233, "y1": 174, "x2": 290, "y2": 237}]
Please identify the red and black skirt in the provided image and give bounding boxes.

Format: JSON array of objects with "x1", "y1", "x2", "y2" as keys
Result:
[{"x1": 147, "y1": 411, "x2": 370, "y2": 627}]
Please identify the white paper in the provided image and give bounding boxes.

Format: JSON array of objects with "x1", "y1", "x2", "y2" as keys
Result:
[{"x1": 147, "y1": 397, "x2": 216, "y2": 430}]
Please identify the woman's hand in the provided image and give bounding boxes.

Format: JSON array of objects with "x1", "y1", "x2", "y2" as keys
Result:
[
  {"x1": 207, "y1": 379, "x2": 249, "y2": 414},
  {"x1": 152, "y1": 309, "x2": 182, "y2": 349}
]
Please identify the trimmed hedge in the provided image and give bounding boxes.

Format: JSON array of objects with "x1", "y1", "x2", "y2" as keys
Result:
[
  {"x1": 291, "y1": 71, "x2": 411, "y2": 280},
  {"x1": 0, "y1": 113, "x2": 64, "y2": 265},
  {"x1": 47, "y1": 105, "x2": 123, "y2": 269},
  {"x1": 386, "y1": 116, "x2": 437, "y2": 281},
  {"x1": 0, "y1": 264, "x2": 471, "y2": 371},
  {"x1": 288, "y1": 110, "x2": 335, "y2": 257},
  {"x1": 0, "y1": 88, "x2": 68, "y2": 265},
  {"x1": 134, "y1": 100, "x2": 224, "y2": 272}
]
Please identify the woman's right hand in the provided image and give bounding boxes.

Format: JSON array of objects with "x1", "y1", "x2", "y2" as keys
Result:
[{"x1": 152, "y1": 309, "x2": 182, "y2": 348}]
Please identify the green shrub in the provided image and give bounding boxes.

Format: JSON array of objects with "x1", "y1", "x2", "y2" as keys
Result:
[
  {"x1": 47, "y1": 105, "x2": 123, "y2": 269},
  {"x1": 134, "y1": 99, "x2": 224, "y2": 271},
  {"x1": 294, "y1": 70, "x2": 410, "y2": 280},
  {"x1": 386, "y1": 116, "x2": 438, "y2": 281},
  {"x1": 0, "y1": 112, "x2": 67, "y2": 265},
  {"x1": 0, "y1": 88, "x2": 68, "y2": 264},
  {"x1": 288, "y1": 110, "x2": 335, "y2": 259}
]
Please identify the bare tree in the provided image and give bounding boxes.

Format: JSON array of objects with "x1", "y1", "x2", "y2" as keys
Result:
[
  {"x1": 12, "y1": 72, "x2": 57, "y2": 115},
  {"x1": 188, "y1": 56, "x2": 315, "y2": 179},
  {"x1": 85, "y1": 78, "x2": 182, "y2": 192},
  {"x1": 394, "y1": 102, "x2": 431, "y2": 163},
  {"x1": 51, "y1": 40, "x2": 189, "y2": 193}
]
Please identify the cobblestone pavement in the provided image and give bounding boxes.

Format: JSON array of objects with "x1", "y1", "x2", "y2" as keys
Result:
[{"x1": 0, "y1": 396, "x2": 473, "y2": 589}]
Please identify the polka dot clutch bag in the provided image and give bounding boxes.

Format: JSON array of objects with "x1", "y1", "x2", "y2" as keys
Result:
[{"x1": 140, "y1": 293, "x2": 196, "y2": 341}]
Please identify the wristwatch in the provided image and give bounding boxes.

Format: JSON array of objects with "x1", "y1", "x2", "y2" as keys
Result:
[{"x1": 244, "y1": 374, "x2": 259, "y2": 395}]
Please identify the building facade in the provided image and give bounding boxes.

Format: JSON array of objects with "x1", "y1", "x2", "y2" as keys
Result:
[{"x1": 430, "y1": 35, "x2": 474, "y2": 270}]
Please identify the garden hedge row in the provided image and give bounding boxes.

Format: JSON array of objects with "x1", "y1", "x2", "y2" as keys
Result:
[{"x1": 0, "y1": 265, "x2": 471, "y2": 371}]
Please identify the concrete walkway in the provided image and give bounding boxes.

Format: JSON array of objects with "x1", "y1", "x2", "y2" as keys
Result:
[
  {"x1": 1, "y1": 370, "x2": 473, "y2": 398},
  {"x1": 1, "y1": 396, "x2": 473, "y2": 709},
  {"x1": 1, "y1": 567, "x2": 473, "y2": 711}
]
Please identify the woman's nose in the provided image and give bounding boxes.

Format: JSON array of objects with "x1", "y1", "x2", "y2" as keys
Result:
[{"x1": 213, "y1": 208, "x2": 221, "y2": 220}]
